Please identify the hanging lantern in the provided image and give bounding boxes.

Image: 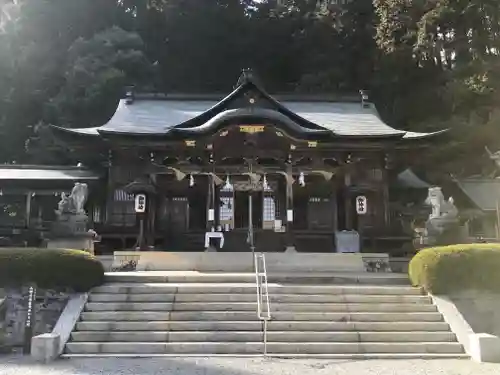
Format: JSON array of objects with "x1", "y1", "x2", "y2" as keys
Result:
[
  {"x1": 299, "y1": 172, "x2": 305, "y2": 187},
  {"x1": 263, "y1": 174, "x2": 270, "y2": 191}
]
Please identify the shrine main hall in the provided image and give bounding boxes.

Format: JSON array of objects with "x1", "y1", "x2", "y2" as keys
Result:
[{"x1": 0, "y1": 71, "x2": 445, "y2": 254}]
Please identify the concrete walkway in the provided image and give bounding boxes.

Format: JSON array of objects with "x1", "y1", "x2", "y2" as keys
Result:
[
  {"x1": 1, "y1": 356, "x2": 500, "y2": 375},
  {"x1": 106, "y1": 271, "x2": 407, "y2": 279}
]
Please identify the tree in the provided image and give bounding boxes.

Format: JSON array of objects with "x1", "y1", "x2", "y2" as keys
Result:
[
  {"x1": 45, "y1": 26, "x2": 152, "y2": 129},
  {"x1": 0, "y1": 0, "x2": 135, "y2": 163},
  {"x1": 0, "y1": 0, "x2": 498, "y2": 178},
  {"x1": 373, "y1": 0, "x2": 500, "y2": 177}
]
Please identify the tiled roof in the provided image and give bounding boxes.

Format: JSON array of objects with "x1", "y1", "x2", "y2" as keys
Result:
[
  {"x1": 455, "y1": 178, "x2": 500, "y2": 211},
  {"x1": 284, "y1": 101, "x2": 405, "y2": 136},
  {"x1": 56, "y1": 98, "x2": 435, "y2": 138},
  {"x1": 397, "y1": 168, "x2": 430, "y2": 189}
]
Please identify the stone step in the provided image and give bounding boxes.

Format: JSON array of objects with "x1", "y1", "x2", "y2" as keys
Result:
[
  {"x1": 62, "y1": 353, "x2": 469, "y2": 359},
  {"x1": 92, "y1": 284, "x2": 422, "y2": 296},
  {"x1": 76, "y1": 321, "x2": 263, "y2": 332},
  {"x1": 70, "y1": 331, "x2": 456, "y2": 343},
  {"x1": 64, "y1": 341, "x2": 463, "y2": 355},
  {"x1": 84, "y1": 302, "x2": 437, "y2": 313},
  {"x1": 88, "y1": 293, "x2": 431, "y2": 304},
  {"x1": 105, "y1": 272, "x2": 408, "y2": 285},
  {"x1": 266, "y1": 342, "x2": 464, "y2": 355},
  {"x1": 75, "y1": 320, "x2": 452, "y2": 332},
  {"x1": 80, "y1": 311, "x2": 257, "y2": 321},
  {"x1": 80, "y1": 311, "x2": 443, "y2": 322},
  {"x1": 267, "y1": 274, "x2": 408, "y2": 285}
]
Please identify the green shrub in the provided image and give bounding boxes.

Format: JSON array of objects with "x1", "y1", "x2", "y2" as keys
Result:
[
  {"x1": 409, "y1": 243, "x2": 500, "y2": 295},
  {"x1": 0, "y1": 248, "x2": 105, "y2": 292}
]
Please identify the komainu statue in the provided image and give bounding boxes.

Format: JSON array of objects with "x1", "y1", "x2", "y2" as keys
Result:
[
  {"x1": 70, "y1": 182, "x2": 89, "y2": 214},
  {"x1": 423, "y1": 187, "x2": 459, "y2": 242},
  {"x1": 57, "y1": 192, "x2": 75, "y2": 214},
  {"x1": 50, "y1": 182, "x2": 95, "y2": 251},
  {"x1": 56, "y1": 183, "x2": 88, "y2": 215}
]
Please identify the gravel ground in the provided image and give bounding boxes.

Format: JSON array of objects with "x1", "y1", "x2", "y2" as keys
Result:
[{"x1": 1, "y1": 356, "x2": 500, "y2": 375}]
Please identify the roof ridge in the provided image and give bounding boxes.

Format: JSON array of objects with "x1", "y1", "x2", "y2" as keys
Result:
[{"x1": 126, "y1": 92, "x2": 362, "y2": 103}]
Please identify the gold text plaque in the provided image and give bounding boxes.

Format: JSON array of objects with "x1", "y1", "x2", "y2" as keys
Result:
[{"x1": 239, "y1": 125, "x2": 265, "y2": 133}]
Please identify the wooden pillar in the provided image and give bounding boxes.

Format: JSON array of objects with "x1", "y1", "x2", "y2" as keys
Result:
[
  {"x1": 25, "y1": 192, "x2": 32, "y2": 228},
  {"x1": 214, "y1": 181, "x2": 220, "y2": 229},
  {"x1": 382, "y1": 178, "x2": 390, "y2": 226},
  {"x1": 382, "y1": 157, "x2": 391, "y2": 227},
  {"x1": 285, "y1": 165, "x2": 295, "y2": 251},
  {"x1": 331, "y1": 179, "x2": 338, "y2": 233},
  {"x1": 105, "y1": 150, "x2": 113, "y2": 224},
  {"x1": 145, "y1": 192, "x2": 156, "y2": 248},
  {"x1": 149, "y1": 173, "x2": 157, "y2": 222},
  {"x1": 162, "y1": 177, "x2": 173, "y2": 248},
  {"x1": 207, "y1": 174, "x2": 215, "y2": 230},
  {"x1": 344, "y1": 171, "x2": 352, "y2": 230}
]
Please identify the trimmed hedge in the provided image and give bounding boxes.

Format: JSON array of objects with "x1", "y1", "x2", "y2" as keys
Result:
[
  {"x1": 0, "y1": 248, "x2": 105, "y2": 292},
  {"x1": 409, "y1": 243, "x2": 500, "y2": 295}
]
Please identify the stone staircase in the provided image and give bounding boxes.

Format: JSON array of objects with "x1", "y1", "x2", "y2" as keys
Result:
[{"x1": 63, "y1": 272, "x2": 466, "y2": 358}]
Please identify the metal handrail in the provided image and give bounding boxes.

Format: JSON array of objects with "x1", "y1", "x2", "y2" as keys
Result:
[{"x1": 254, "y1": 252, "x2": 271, "y2": 355}]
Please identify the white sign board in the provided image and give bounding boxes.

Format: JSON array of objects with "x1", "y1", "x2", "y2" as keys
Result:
[
  {"x1": 135, "y1": 194, "x2": 146, "y2": 213},
  {"x1": 356, "y1": 195, "x2": 367, "y2": 215}
]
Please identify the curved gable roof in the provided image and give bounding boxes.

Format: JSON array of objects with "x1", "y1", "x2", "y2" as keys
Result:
[{"x1": 51, "y1": 75, "x2": 446, "y2": 140}]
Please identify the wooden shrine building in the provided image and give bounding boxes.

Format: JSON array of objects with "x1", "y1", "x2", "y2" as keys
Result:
[{"x1": 1, "y1": 71, "x2": 446, "y2": 253}]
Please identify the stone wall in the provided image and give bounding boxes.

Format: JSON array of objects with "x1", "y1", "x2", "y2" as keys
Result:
[
  {"x1": 2, "y1": 287, "x2": 69, "y2": 349},
  {"x1": 450, "y1": 290, "x2": 500, "y2": 337}
]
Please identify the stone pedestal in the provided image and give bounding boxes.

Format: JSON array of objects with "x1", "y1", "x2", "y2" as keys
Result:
[
  {"x1": 51, "y1": 213, "x2": 88, "y2": 237},
  {"x1": 48, "y1": 213, "x2": 95, "y2": 254},
  {"x1": 31, "y1": 333, "x2": 60, "y2": 363},
  {"x1": 469, "y1": 333, "x2": 500, "y2": 363}
]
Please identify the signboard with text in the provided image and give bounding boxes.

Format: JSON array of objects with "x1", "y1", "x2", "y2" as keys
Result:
[
  {"x1": 135, "y1": 194, "x2": 146, "y2": 213},
  {"x1": 356, "y1": 195, "x2": 367, "y2": 215}
]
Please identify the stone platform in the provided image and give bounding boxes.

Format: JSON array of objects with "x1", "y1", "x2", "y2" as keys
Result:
[
  {"x1": 104, "y1": 271, "x2": 408, "y2": 285},
  {"x1": 112, "y1": 251, "x2": 391, "y2": 273}
]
